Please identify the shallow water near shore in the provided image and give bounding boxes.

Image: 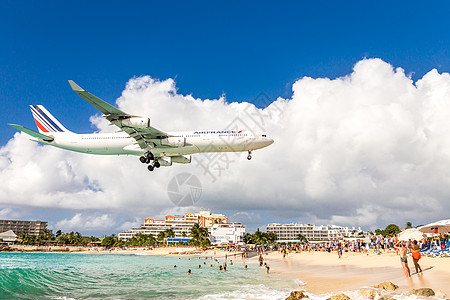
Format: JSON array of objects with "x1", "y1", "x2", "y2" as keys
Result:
[{"x1": 0, "y1": 252, "x2": 297, "y2": 299}]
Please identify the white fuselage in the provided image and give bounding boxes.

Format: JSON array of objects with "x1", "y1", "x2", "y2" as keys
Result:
[{"x1": 38, "y1": 130, "x2": 274, "y2": 157}]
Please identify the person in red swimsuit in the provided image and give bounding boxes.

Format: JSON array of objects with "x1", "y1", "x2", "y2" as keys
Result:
[{"x1": 411, "y1": 240, "x2": 422, "y2": 274}]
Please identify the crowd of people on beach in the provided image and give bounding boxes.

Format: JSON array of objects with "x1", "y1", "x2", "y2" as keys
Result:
[
  {"x1": 245, "y1": 234, "x2": 449, "y2": 256},
  {"x1": 243, "y1": 233, "x2": 449, "y2": 279}
]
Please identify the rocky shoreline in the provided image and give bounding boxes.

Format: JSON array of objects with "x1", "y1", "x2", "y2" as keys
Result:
[{"x1": 286, "y1": 281, "x2": 444, "y2": 299}]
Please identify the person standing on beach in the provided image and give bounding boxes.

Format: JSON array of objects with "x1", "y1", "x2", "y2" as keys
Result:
[
  {"x1": 399, "y1": 242, "x2": 410, "y2": 278},
  {"x1": 337, "y1": 241, "x2": 342, "y2": 259},
  {"x1": 411, "y1": 240, "x2": 422, "y2": 274},
  {"x1": 393, "y1": 236, "x2": 399, "y2": 255}
]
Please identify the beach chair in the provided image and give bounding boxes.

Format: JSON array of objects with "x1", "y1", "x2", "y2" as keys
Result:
[{"x1": 420, "y1": 243, "x2": 431, "y2": 255}]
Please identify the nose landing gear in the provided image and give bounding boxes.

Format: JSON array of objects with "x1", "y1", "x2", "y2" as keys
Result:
[{"x1": 247, "y1": 150, "x2": 252, "y2": 160}]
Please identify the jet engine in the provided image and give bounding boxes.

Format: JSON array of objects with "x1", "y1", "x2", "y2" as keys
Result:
[
  {"x1": 171, "y1": 155, "x2": 191, "y2": 164},
  {"x1": 160, "y1": 137, "x2": 186, "y2": 147},
  {"x1": 119, "y1": 117, "x2": 150, "y2": 129}
]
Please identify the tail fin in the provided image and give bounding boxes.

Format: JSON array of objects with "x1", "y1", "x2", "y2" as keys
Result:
[{"x1": 29, "y1": 105, "x2": 71, "y2": 133}]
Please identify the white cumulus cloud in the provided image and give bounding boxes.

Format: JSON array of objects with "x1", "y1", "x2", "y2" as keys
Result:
[
  {"x1": 54, "y1": 213, "x2": 116, "y2": 233},
  {"x1": 1, "y1": 58, "x2": 450, "y2": 234}
]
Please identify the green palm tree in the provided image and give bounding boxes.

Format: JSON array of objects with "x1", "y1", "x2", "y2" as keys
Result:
[
  {"x1": 198, "y1": 227, "x2": 209, "y2": 240},
  {"x1": 56, "y1": 233, "x2": 68, "y2": 245},
  {"x1": 157, "y1": 231, "x2": 165, "y2": 244},
  {"x1": 297, "y1": 234, "x2": 308, "y2": 243},
  {"x1": 164, "y1": 229, "x2": 175, "y2": 238},
  {"x1": 190, "y1": 223, "x2": 210, "y2": 245},
  {"x1": 18, "y1": 231, "x2": 30, "y2": 245},
  {"x1": 190, "y1": 223, "x2": 201, "y2": 241},
  {"x1": 41, "y1": 229, "x2": 53, "y2": 244},
  {"x1": 267, "y1": 232, "x2": 277, "y2": 243}
]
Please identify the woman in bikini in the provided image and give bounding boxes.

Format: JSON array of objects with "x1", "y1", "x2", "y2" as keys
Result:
[{"x1": 411, "y1": 240, "x2": 422, "y2": 274}]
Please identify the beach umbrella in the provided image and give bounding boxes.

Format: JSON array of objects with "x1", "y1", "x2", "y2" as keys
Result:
[
  {"x1": 398, "y1": 228, "x2": 426, "y2": 241},
  {"x1": 417, "y1": 219, "x2": 450, "y2": 234}
]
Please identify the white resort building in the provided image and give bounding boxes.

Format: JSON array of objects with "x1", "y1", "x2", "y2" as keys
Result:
[
  {"x1": 266, "y1": 223, "x2": 366, "y2": 242},
  {"x1": 118, "y1": 210, "x2": 229, "y2": 241},
  {"x1": 210, "y1": 223, "x2": 246, "y2": 246}
]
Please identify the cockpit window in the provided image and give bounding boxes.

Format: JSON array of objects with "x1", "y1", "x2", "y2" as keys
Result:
[{"x1": 262, "y1": 134, "x2": 266, "y2": 137}]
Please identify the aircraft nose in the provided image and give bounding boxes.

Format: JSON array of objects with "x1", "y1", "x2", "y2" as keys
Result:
[{"x1": 266, "y1": 137, "x2": 274, "y2": 146}]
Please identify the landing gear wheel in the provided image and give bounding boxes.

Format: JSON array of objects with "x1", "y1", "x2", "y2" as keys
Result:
[
  {"x1": 154, "y1": 161, "x2": 160, "y2": 168},
  {"x1": 140, "y1": 156, "x2": 147, "y2": 163},
  {"x1": 147, "y1": 165, "x2": 154, "y2": 172},
  {"x1": 247, "y1": 150, "x2": 252, "y2": 160},
  {"x1": 147, "y1": 152, "x2": 154, "y2": 160}
]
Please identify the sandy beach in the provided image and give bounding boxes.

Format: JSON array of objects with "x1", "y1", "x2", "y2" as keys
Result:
[{"x1": 258, "y1": 250, "x2": 450, "y2": 297}]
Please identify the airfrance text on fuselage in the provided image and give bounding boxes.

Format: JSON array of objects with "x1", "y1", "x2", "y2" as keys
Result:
[{"x1": 193, "y1": 130, "x2": 242, "y2": 134}]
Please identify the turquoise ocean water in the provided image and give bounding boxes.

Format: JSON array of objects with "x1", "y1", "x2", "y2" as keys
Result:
[{"x1": 0, "y1": 252, "x2": 296, "y2": 299}]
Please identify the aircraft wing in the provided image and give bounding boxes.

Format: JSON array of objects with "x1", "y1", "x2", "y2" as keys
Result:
[
  {"x1": 68, "y1": 80, "x2": 130, "y2": 118},
  {"x1": 68, "y1": 80, "x2": 167, "y2": 150},
  {"x1": 9, "y1": 124, "x2": 54, "y2": 142}
]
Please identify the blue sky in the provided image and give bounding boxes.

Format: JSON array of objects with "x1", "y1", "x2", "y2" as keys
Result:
[
  {"x1": 1, "y1": 1, "x2": 449, "y2": 144},
  {"x1": 1, "y1": 1, "x2": 450, "y2": 235}
]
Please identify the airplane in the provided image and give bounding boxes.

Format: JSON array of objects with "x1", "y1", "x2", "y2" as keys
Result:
[{"x1": 9, "y1": 81, "x2": 274, "y2": 171}]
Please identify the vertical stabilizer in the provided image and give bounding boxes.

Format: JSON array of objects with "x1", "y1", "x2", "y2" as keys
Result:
[{"x1": 29, "y1": 105, "x2": 71, "y2": 133}]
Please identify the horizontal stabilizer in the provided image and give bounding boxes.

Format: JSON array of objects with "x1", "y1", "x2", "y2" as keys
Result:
[{"x1": 9, "y1": 124, "x2": 54, "y2": 142}]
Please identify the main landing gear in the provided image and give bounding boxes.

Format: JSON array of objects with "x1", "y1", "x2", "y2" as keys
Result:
[
  {"x1": 247, "y1": 150, "x2": 252, "y2": 160},
  {"x1": 139, "y1": 152, "x2": 160, "y2": 172},
  {"x1": 140, "y1": 152, "x2": 154, "y2": 164}
]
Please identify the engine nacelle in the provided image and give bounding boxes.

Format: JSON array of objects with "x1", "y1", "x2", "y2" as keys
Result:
[
  {"x1": 160, "y1": 137, "x2": 186, "y2": 147},
  {"x1": 171, "y1": 155, "x2": 191, "y2": 164},
  {"x1": 119, "y1": 117, "x2": 150, "y2": 129},
  {"x1": 157, "y1": 157, "x2": 172, "y2": 166}
]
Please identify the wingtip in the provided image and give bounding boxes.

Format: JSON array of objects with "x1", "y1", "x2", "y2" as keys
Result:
[
  {"x1": 8, "y1": 124, "x2": 23, "y2": 131},
  {"x1": 68, "y1": 80, "x2": 84, "y2": 92}
]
